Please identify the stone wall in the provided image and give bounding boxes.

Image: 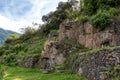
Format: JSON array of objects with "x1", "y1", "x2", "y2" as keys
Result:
[
  {"x1": 17, "y1": 55, "x2": 40, "y2": 68},
  {"x1": 71, "y1": 47, "x2": 120, "y2": 80}
]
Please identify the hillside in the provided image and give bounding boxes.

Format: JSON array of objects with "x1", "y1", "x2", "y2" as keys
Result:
[
  {"x1": 0, "y1": 28, "x2": 17, "y2": 44},
  {"x1": 0, "y1": 0, "x2": 120, "y2": 80}
]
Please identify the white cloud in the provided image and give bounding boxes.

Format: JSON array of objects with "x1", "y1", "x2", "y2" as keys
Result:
[
  {"x1": 0, "y1": 14, "x2": 30, "y2": 33},
  {"x1": 0, "y1": 0, "x2": 68, "y2": 33}
]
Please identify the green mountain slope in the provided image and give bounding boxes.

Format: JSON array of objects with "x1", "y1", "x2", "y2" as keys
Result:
[{"x1": 0, "y1": 28, "x2": 17, "y2": 44}]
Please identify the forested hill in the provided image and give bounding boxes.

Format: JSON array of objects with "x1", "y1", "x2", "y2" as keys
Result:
[{"x1": 0, "y1": 28, "x2": 17, "y2": 44}]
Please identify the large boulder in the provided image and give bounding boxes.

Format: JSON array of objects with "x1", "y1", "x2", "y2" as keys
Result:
[{"x1": 41, "y1": 40, "x2": 66, "y2": 72}]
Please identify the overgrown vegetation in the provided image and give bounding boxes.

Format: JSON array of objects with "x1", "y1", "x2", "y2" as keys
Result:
[
  {"x1": 81, "y1": 0, "x2": 120, "y2": 15},
  {"x1": 41, "y1": 1, "x2": 72, "y2": 34},
  {"x1": 76, "y1": 15, "x2": 89, "y2": 23},
  {"x1": 75, "y1": 0, "x2": 120, "y2": 30},
  {"x1": 2, "y1": 65, "x2": 86, "y2": 80},
  {"x1": 0, "y1": 0, "x2": 120, "y2": 80},
  {"x1": 0, "y1": 64, "x2": 3, "y2": 80},
  {"x1": 105, "y1": 65, "x2": 120, "y2": 79},
  {"x1": 91, "y1": 11, "x2": 111, "y2": 30}
]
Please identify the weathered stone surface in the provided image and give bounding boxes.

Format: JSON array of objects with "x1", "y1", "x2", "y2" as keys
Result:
[
  {"x1": 71, "y1": 48, "x2": 120, "y2": 80},
  {"x1": 41, "y1": 40, "x2": 66, "y2": 71},
  {"x1": 59, "y1": 20, "x2": 120, "y2": 49},
  {"x1": 40, "y1": 18, "x2": 120, "y2": 79},
  {"x1": 17, "y1": 55, "x2": 40, "y2": 68}
]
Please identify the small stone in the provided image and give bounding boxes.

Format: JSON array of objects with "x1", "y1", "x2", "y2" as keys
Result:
[
  {"x1": 42, "y1": 70, "x2": 49, "y2": 74},
  {"x1": 78, "y1": 68, "x2": 83, "y2": 75}
]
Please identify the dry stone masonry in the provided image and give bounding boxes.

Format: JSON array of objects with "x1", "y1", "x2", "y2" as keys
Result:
[{"x1": 72, "y1": 47, "x2": 120, "y2": 80}]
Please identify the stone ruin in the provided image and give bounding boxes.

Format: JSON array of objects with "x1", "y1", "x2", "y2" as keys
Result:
[
  {"x1": 40, "y1": 18, "x2": 120, "y2": 76},
  {"x1": 59, "y1": 19, "x2": 120, "y2": 49},
  {"x1": 40, "y1": 40, "x2": 66, "y2": 73}
]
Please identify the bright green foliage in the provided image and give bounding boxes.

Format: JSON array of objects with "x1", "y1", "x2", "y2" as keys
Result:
[
  {"x1": 7, "y1": 34, "x2": 19, "y2": 39},
  {"x1": 0, "y1": 65, "x2": 3, "y2": 80},
  {"x1": 0, "y1": 45, "x2": 12, "y2": 56},
  {"x1": 3, "y1": 66, "x2": 86, "y2": 80},
  {"x1": 0, "y1": 37, "x2": 46, "y2": 66},
  {"x1": 26, "y1": 38, "x2": 46, "y2": 55},
  {"x1": 108, "y1": 8, "x2": 118, "y2": 16},
  {"x1": 91, "y1": 11, "x2": 111, "y2": 30},
  {"x1": 3, "y1": 54, "x2": 16, "y2": 66},
  {"x1": 76, "y1": 15, "x2": 89, "y2": 23},
  {"x1": 5, "y1": 34, "x2": 19, "y2": 44}
]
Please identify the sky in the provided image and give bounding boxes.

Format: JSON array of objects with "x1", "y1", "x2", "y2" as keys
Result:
[{"x1": 0, "y1": 0, "x2": 67, "y2": 33}]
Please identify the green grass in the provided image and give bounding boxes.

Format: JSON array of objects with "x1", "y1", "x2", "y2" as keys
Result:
[
  {"x1": 79, "y1": 46, "x2": 119, "y2": 55},
  {"x1": 3, "y1": 66, "x2": 86, "y2": 80},
  {"x1": 0, "y1": 65, "x2": 3, "y2": 80}
]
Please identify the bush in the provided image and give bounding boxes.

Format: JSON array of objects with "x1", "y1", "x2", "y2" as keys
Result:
[
  {"x1": 81, "y1": 0, "x2": 120, "y2": 15},
  {"x1": 76, "y1": 15, "x2": 89, "y2": 23},
  {"x1": 13, "y1": 44, "x2": 27, "y2": 54},
  {"x1": 0, "y1": 65, "x2": 3, "y2": 80},
  {"x1": 3, "y1": 54, "x2": 17, "y2": 66},
  {"x1": 91, "y1": 11, "x2": 111, "y2": 30},
  {"x1": 19, "y1": 27, "x2": 36, "y2": 42},
  {"x1": 5, "y1": 34, "x2": 20, "y2": 44},
  {"x1": 108, "y1": 8, "x2": 118, "y2": 16},
  {"x1": 0, "y1": 45, "x2": 12, "y2": 56}
]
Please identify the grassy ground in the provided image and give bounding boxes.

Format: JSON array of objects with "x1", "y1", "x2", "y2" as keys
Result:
[{"x1": 2, "y1": 66, "x2": 86, "y2": 80}]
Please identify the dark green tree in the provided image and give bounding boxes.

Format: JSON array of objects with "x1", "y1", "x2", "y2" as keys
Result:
[
  {"x1": 42, "y1": 1, "x2": 72, "y2": 34},
  {"x1": 81, "y1": 0, "x2": 120, "y2": 15}
]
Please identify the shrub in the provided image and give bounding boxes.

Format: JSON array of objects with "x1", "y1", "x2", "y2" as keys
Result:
[
  {"x1": 91, "y1": 11, "x2": 111, "y2": 30},
  {"x1": 76, "y1": 15, "x2": 89, "y2": 23},
  {"x1": 5, "y1": 34, "x2": 20, "y2": 44},
  {"x1": 108, "y1": 8, "x2": 118, "y2": 16},
  {"x1": 0, "y1": 65, "x2": 3, "y2": 80},
  {"x1": 3, "y1": 54, "x2": 17, "y2": 66},
  {"x1": 19, "y1": 27, "x2": 36, "y2": 42},
  {"x1": 13, "y1": 44, "x2": 27, "y2": 54},
  {"x1": 81, "y1": 0, "x2": 120, "y2": 15},
  {"x1": 0, "y1": 45, "x2": 12, "y2": 55}
]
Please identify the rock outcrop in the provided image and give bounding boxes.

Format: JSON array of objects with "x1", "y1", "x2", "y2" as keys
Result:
[
  {"x1": 41, "y1": 40, "x2": 66, "y2": 71},
  {"x1": 17, "y1": 55, "x2": 40, "y2": 68},
  {"x1": 59, "y1": 20, "x2": 120, "y2": 49},
  {"x1": 40, "y1": 19, "x2": 120, "y2": 79}
]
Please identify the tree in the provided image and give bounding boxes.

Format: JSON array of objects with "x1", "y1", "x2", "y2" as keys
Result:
[
  {"x1": 81, "y1": 0, "x2": 120, "y2": 15},
  {"x1": 41, "y1": 1, "x2": 72, "y2": 34},
  {"x1": 57, "y1": 1, "x2": 71, "y2": 10}
]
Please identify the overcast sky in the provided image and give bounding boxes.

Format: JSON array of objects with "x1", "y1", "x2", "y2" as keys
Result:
[{"x1": 0, "y1": 0, "x2": 67, "y2": 33}]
